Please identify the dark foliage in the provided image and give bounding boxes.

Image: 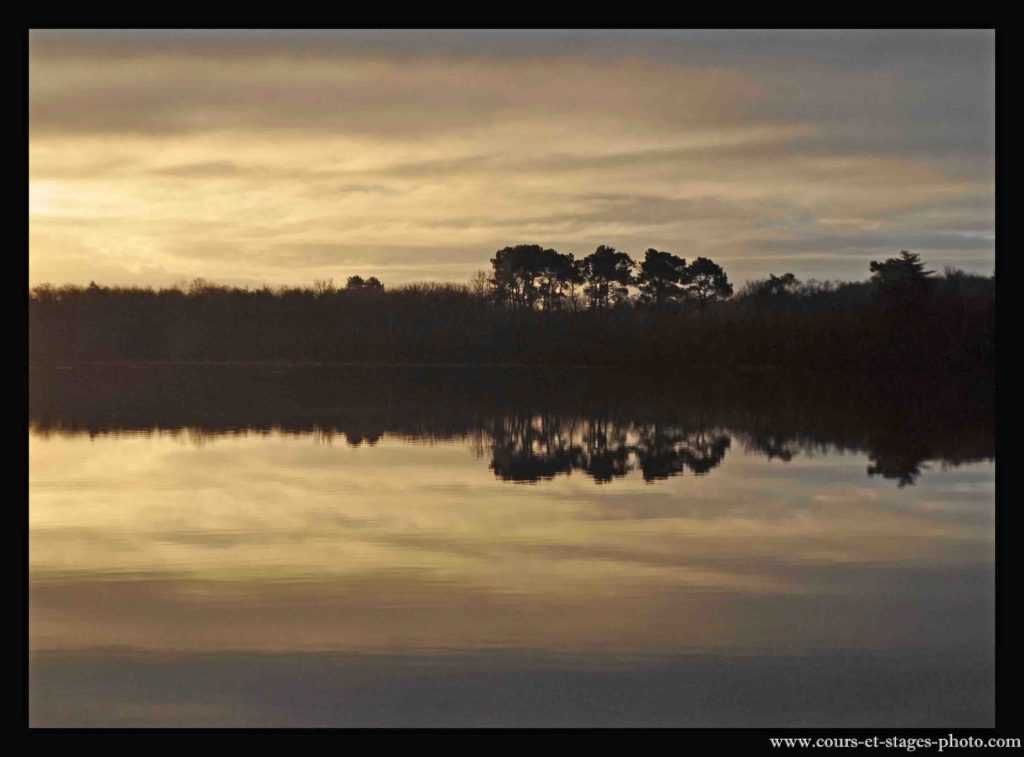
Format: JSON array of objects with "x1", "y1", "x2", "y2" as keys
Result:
[
  {"x1": 28, "y1": 249, "x2": 993, "y2": 370},
  {"x1": 635, "y1": 249, "x2": 688, "y2": 309}
]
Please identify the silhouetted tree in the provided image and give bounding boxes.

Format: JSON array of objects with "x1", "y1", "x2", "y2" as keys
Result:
[
  {"x1": 636, "y1": 249, "x2": 687, "y2": 309},
  {"x1": 581, "y1": 246, "x2": 635, "y2": 310},
  {"x1": 744, "y1": 273, "x2": 800, "y2": 299},
  {"x1": 539, "y1": 248, "x2": 582, "y2": 311},
  {"x1": 490, "y1": 244, "x2": 545, "y2": 310},
  {"x1": 488, "y1": 244, "x2": 583, "y2": 311},
  {"x1": 468, "y1": 270, "x2": 492, "y2": 300},
  {"x1": 187, "y1": 277, "x2": 211, "y2": 296},
  {"x1": 313, "y1": 278, "x2": 336, "y2": 296},
  {"x1": 869, "y1": 250, "x2": 934, "y2": 312},
  {"x1": 343, "y1": 275, "x2": 384, "y2": 294},
  {"x1": 684, "y1": 257, "x2": 733, "y2": 312},
  {"x1": 869, "y1": 250, "x2": 932, "y2": 288},
  {"x1": 566, "y1": 257, "x2": 588, "y2": 311}
]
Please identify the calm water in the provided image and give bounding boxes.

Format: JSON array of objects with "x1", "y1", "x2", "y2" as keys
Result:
[{"x1": 29, "y1": 365, "x2": 995, "y2": 727}]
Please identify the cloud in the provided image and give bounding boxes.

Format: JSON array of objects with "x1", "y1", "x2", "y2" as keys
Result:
[
  {"x1": 148, "y1": 160, "x2": 245, "y2": 177},
  {"x1": 755, "y1": 231, "x2": 996, "y2": 254},
  {"x1": 29, "y1": 30, "x2": 995, "y2": 287}
]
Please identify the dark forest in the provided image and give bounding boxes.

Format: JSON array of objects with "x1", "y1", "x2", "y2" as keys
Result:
[{"x1": 28, "y1": 247, "x2": 994, "y2": 369}]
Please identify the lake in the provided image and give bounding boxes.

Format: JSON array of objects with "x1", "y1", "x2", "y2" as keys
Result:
[{"x1": 28, "y1": 365, "x2": 995, "y2": 727}]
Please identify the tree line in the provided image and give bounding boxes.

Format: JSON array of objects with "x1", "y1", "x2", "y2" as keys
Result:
[{"x1": 29, "y1": 245, "x2": 994, "y2": 369}]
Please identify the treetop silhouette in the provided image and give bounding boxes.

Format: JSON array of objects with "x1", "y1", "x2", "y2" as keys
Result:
[{"x1": 28, "y1": 246, "x2": 992, "y2": 371}]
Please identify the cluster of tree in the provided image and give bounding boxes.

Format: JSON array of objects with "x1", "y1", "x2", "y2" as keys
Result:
[
  {"x1": 488, "y1": 244, "x2": 733, "y2": 312},
  {"x1": 312, "y1": 275, "x2": 384, "y2": 295},
  {"x1": 29, "y1": 364, "x2": 994, "y2": 488},
  {"x1": 29, "y1": 248, "x2": 993, "y2": 370}
]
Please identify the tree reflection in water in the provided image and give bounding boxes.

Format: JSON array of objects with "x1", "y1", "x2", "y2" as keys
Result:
[
  {"x1": 487, "y1": 415, "x2": 732, "y2": 483},
  {"x1": 29, "y1": 364, "x2": 994, "y2": 488}
]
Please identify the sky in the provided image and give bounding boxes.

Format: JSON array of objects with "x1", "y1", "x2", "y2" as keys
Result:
[{"x1": 28, "y1": 29, "x2": 995, "y2": 289}]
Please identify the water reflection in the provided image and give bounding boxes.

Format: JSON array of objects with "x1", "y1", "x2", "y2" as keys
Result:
[
  {"x1": 28, "y1": 366, "x2": 995, "y2": 727},
  {"x1": 29, "y1": 365, "x2": 994, "y2": 487},
  {"x1": 488, "y1": 416, "x2": 733, "y2": 483}
]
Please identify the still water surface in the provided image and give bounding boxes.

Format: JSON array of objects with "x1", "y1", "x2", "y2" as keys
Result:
[{"x1": 29, "y1": 366, "x2": 995, "y2": 726}]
